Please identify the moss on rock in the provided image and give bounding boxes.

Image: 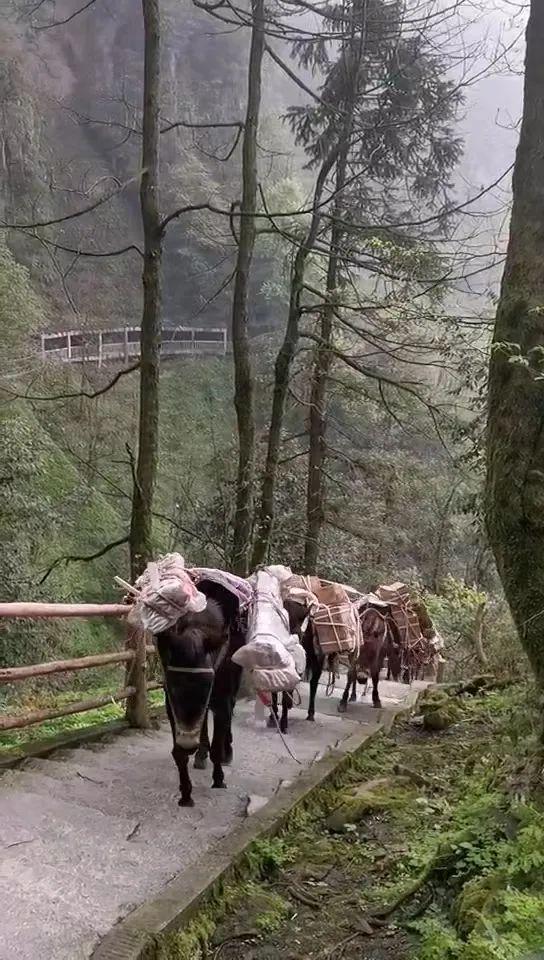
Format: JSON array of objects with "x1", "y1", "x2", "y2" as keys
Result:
[{"x1": 325, "y1": 776, "x2": 414, "y2": 832}]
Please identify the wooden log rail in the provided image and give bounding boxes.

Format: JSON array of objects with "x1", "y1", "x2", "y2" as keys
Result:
[{"x1": 0, "y1": 602, "x2": 160, "y2": 735}]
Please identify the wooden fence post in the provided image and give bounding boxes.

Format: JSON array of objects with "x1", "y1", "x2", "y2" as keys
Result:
[{"x1": 125, "y1": 626, "x2": 150, "y2": 728}]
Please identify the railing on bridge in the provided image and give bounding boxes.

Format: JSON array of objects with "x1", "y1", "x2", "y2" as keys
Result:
[
  {"x1": 0, "y1": 603, "x2": 158, "y2": 733},
  {"x1": 39, "y1": 325, "x2": 228, "y2": 365}
]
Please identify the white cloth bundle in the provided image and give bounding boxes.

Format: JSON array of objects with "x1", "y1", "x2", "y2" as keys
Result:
[
  {"x1": 232, "y1": 637, "x2": 291, "y2": 671},
  {"x1": 235, "y1": 568, "x2": 306, "y2": 693}
]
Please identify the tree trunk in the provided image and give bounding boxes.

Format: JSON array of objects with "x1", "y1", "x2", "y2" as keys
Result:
[
  {"x1": 129, "y1": 0, "x2": 163, "y2": 581},
  {"x1": 230, "y1": 0, "x2": 265, "y2": 576},
  {"x1": 486, "y1": 0, "x2": 544, "y2": 686},
  {"x1": 304, "y1": 152, "x2": 348, "y2": 574},
  {"x1": 251, "y1": 148, "x2": 339, "y2": 568},
  {"x1": 431, "y1": 484, "x2": 458, "y2": 592},
  {"x1": 472, "y1": 601, "x2": 489, "y2": 671}
]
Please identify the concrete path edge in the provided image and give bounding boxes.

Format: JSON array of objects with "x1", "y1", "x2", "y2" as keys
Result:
[{"x1": 91, "y1": 689, "x2": 421, "y2": 960}]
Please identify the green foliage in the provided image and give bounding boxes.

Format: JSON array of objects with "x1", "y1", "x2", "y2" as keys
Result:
[
  {"x1": 0, "y1": 404, "x2": 125, "y2": 669},
  {"x1": 0, "y1": 241, "x2": 41, "y2": 351},
  {"x1": 413, "y1": 787, "x2": 544, "y2": 959},
  {"x1": 245, "y1": 837, "x2": 295, "y2": 879},
  {"x1": 425, "y1": 576, "x2": 522, "y2": 680}
]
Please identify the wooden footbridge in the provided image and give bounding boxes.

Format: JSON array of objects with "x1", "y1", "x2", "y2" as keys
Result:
[{"x1": 39, "y1": 325, "x2": 228, "y2": 365}]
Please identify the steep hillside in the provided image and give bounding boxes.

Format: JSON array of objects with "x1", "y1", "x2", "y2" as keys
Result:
[{"x1": 0, "y1": 0, "x2": 296, "y2": 330}]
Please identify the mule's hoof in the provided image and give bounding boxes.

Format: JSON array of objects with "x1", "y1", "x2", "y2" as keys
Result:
[
  {"x1": 212, "y1": 782, "x2": 227, "y2": 789},
  {"x1": 267, "y1": 714, "x2": 277, "y2": 729},
  {"x1": 337, "y1": 701, "x2": 348, "y2": 714},
  {"x1": 306, "y1": 714, "x2": 315, "y2": 722},
  {"x1": 179, "y1": 796, "x2": 195, "y2": 808},
  {"x1": 223, "y1": 750, "x2": 233, "y2": 766},
  {"x1": 193, "y1": 754, "x2": 208, "y2": 770},
  {"x1": 280, "y1": 723, "x2": 288, "y2": 735},
  {"x1": 349, "y1": 693, "x2": 357, "y2": 702}
]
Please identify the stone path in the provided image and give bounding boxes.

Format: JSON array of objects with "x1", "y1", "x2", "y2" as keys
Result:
[{"x1": 0, "y1": 679, "x2": 421, "y2": 960}]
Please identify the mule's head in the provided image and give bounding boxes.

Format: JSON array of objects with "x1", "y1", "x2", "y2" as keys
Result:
[
  {"x1": 283, "y1": 598, "x2": 309, "y2": 638},
  {"x1": 358, "y1": 604, "x2": 391, "y2": 674},
  {"x1": 359, "y1": 605, "x2": 388, "y2": 650},
  {"x1": 157, "y1": 598, "x2": 226, "y2": 752}
]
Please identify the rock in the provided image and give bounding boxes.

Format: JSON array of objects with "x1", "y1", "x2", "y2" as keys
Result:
[
  {"x1": 418, "y1": 690, "x2": 462, "y2": 731},
  {"x1": 422, "y1": 706, "x2": 459, "y2": 731},
  {"x1": 325, "y1": 776, "x2": 413, "y2": 832}
]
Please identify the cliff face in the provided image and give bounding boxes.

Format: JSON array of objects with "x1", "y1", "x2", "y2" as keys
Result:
[{"x1": 1, "y1": 0, "x2": 291, "y2": 330}]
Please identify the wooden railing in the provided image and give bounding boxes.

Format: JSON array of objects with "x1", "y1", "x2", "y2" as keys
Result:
[
  {"x1": 39, "y1": 325, "x2": 228, "y2": 365},
  {"x1": 0, "y1": 602, "x2": 160, "y2": 734}
]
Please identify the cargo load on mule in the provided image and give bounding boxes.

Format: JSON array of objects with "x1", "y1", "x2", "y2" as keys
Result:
[
  {"x1": 281, "y1": 575, "x2": 360, "y2": 657},
  {"x1": 117, "y1": 553, "x2": 207, "y2": 632},
  {"x1": 232, "y1": 566, "x2": 306, "y2": 694},
  {"x1": 312, "y1": 581, "x2": 361, "y2": 655},
  {"x1": 373, "y1": 582, "x2": 445, "y2": 681}
]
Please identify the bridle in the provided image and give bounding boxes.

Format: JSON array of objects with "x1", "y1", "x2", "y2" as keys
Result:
[{"x1": 163, "y1": 632, "x2": 230, "y2": 738}]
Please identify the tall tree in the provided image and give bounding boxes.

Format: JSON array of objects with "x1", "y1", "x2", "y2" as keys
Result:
[
  {"x1": 305, "y1": 10, "x2": 358, "y2": 573},
  {"x1": 129, "y1": 0, "x2": 163, "y2": 579},
  {"x1": 486, "y1": 0, "x2": 544, "y2": 685},
  {"x1": 230, "y1": 0, "x2": 266, "y2": 576},
  {"x1": 254, "y1": 0, "x2": 463, "y2": 570},
  {"x1": 251, "y1": 148, "x2": 338, "y2": 567}
]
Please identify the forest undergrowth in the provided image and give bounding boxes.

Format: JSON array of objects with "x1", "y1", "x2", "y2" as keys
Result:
[{"x1": 150, "y1": 684, "x2": 544, "y2": 960}]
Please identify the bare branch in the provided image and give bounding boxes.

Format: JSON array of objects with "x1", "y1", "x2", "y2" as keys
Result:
[
  {"x1": 161, "y1": 119, "x2": 243, "y2": 133},
  {"x1": 31, "y1": 235, "x2": 144, "y2": 259},
  {"x1": 0, "y1": 178, "x2": 137, "y2": 231},
  {"x1": 0, "y1": 362, "x2": 140, "y2": 403},
  {"x1": 36, "y1": 0, "x2": 98, "y2": 29},
  {"x1": 39, "y1": 535, "x2": 129, "y2": 586}
]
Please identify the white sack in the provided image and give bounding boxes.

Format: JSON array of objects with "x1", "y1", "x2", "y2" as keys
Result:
[
  {"x1": 247, "y1": 569, "x2": 291, "y2": 648},
  {"x1": 232, "y1": 637, "x2": 291, "y2": 671},
  {"x1": 285, "y1": 635, "x2": 306, "y2": 676},
  {"x1": 252, "y1": 663, "x2": 300, "y2": 692}
]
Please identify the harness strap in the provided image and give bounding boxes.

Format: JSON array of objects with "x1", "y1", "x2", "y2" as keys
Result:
[{"x1": 166, "y1": 666, "x2": 215, "y2": 674}]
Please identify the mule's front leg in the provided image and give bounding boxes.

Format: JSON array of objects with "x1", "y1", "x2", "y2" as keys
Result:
[
  {"x1": 280, "y1": 691, "x2": 291, "y2": 734},
  {"x1": 172, "y1": 744, "x2": 194, "y2": 807},
  {"x1": 349, "y1": 678, "x2": 357, "y2": 702},
  {"x1": 371, "y1": 672, "x2": 382, "y2": 708},
  {"x1": 194, "y1": 711, "x2": 210, "y2": 770},
  {"x1": 338, "y1": 672, "x2": 352, "y2": 713},
  {"x1": 307, "y1": 656, "x2": 323, "y2": 721},
  {"x1": 267, "y1": 692, "x2": 279, "y2": 729},
  {"x1": 210, "y1": 706, "x2": 228, "y2": 789}
]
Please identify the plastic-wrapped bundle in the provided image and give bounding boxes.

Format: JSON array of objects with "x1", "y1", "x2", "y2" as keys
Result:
[
  {"x1": 189, "y1": 567, "x2": 254, "y2": 610},
  {"x1": 125, "y1": 554, "x2": 207, "y2": 633},
  {"x1": 234, "y1": 567, "x2": 307, "y2": 692},
  {"x1": 280, "y1": 574, "x2": 320, "y2": 614},
  {"x1": 284, "y1": 635, "x2": 306, "y2": 675},
  {"x1": 232, "y1": 635, "x2": 301, "y2": 692},
  {"x1": 247, "y1": 568, "x2": 292, "y2": 649}
]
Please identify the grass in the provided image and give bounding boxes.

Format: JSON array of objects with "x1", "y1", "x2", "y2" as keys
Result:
[{"x1": 0, "y1": 684, "x2": 165, "y2": 751}]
